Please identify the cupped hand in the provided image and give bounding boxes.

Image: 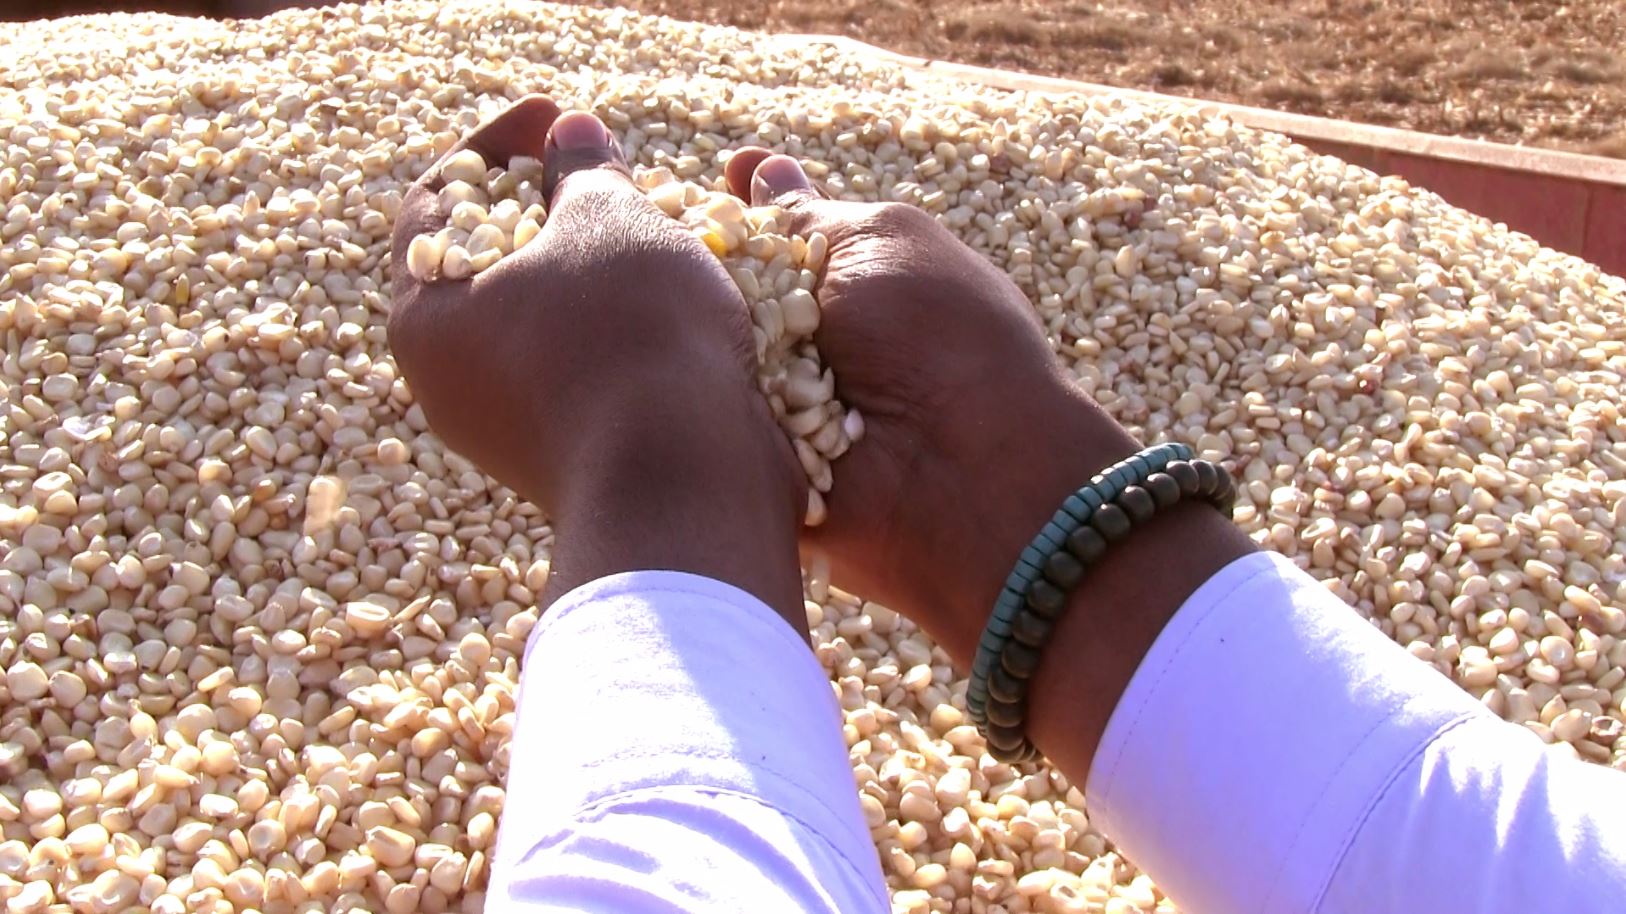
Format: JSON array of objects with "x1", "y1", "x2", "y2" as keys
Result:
[
  {"x1": 725, "y1": 150, "x2": 1141, "y2": 666},
  {"x1": 389, "y1": 101, "x2": 805, "y2": 615}
]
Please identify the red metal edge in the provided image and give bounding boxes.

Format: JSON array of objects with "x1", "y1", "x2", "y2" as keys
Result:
[{"x1": 773, "y1": 34, "x2": 1626, "y2": 279}]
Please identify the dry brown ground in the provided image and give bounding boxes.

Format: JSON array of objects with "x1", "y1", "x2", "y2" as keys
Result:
[
  {"x1": 12, "y1": 0, "x2": 1626, "y2": 158},
  {"x1": 580, "y1": 0, "x2": 1626, "y2": 159}
]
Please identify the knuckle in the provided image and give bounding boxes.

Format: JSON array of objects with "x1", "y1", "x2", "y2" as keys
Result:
[{"x1": 873, "y1": 201, "x2": 932, "y2": 230}]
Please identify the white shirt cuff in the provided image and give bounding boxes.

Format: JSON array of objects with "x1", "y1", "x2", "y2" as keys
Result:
[
  {"x1": 490, "y1": 570, "x2": 887, "y2": 912},
  {"x1": 1085, "y1": 550, "x2": 1487, "y2": 914}
]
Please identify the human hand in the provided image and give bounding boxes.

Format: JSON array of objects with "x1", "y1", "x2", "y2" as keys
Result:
[
  {"x1": 389, "y1": 101, "x2": 806, "y2": 619},
  {"x1": 721, "y1": 150, "x2": 1141, "y2": 665},
  {"x1": 725, "y1": 151, "x2": 1255, "y2": 774}
]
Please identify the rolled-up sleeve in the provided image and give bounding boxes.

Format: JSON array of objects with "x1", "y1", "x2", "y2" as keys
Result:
[
  {"x1": 488, "y1": 571, "x2": 887, "y2": 913},
  {"x1": 1087, "y1": 550, "x2": 1626, "y2": 914}
]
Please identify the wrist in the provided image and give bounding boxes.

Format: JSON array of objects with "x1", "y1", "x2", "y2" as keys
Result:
[
  {"x1": 1024, "y1": 500, "x2": 1255, "y2": 781},
  {"x1": 544, "y1": 375, "x2": 808, "y2": 634},
  {"x1": 903, "y1": 372, "x2": 1258, "y2": 777},
  {"x1": 907, "y1": 375, "x2": 1144, "y2": 666}
]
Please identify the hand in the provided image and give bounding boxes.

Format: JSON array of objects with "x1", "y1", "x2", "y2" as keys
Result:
[
  {"x1": 389, "y1": 101, "x2": 806, "y2": 622},
  {"x1": 725, "y1": 151, "x2": 1256, "y2": 775},
  {"x1": 723, "y1": 150, "x2": 1142, "y2": 665}
]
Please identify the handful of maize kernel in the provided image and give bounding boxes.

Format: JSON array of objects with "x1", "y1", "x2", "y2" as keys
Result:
[{"x1": 403, "y1": 150, "x2": 860, "y2": 525}]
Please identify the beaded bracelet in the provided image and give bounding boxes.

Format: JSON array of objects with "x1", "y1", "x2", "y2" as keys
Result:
[{"x1": 967, "y1": 443, "x2": 1237, "y2": 762}]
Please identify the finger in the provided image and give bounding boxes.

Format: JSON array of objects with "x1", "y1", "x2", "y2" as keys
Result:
[
  {"x1": 724, "y1": 147, "x2": 774, "y2": 199},
  {"x1": 394, "y1": 95, "x2": 560, "y2": 275},
  {"x1": 422, "y1": 94, "x2": 560, "y2": 192},
  {"x1": 541, "y1": 111, "x2": 633, "y2": 205},
  {"x1": 748, "y1": 154, "x2": 821, "y2": 209}
]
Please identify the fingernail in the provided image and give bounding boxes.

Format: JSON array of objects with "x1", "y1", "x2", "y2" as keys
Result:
[
  {"x1": 549, "y1": 112, "x2": 609, "y2": 150},
  {"x1": 755, "y1": 155, "x2": 811, "y2": 194}
]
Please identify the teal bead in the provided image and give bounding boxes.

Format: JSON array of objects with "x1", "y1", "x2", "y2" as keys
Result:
[
  {"x1": 971, "y1": 651, "x2": 995, "y2": 678},
  {"x1": 986, "y1": 615, "x2": 1012, "y2": 637},
  {"x1": 1038, "y1": 520, "x2": 1071, "y2": 550},
  {"x1": 1079, "y1": 488, "x2": 1104, "y2": 511},
  {"x1": 1062, "y1": 494, "x2": 1091, "y2": 522},
  {"x1": 995, "y1": 589, "x2": 1024, "y2": 615},
  {"x1": 1050, "y1": 508, "x2": 1081, "y2": 534}
]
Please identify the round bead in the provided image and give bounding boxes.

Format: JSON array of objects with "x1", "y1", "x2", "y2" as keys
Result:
[
  {"x1": 1118, "y1": 485, "x2": 1156, "y2": 523},
  {"x1": 1066, "y1": 525, "x2": 1107, "y2": 564},
  {"x1": 1000, "y1": 641, "x2": 1042, "y2": 678},
  {"x1": 986, "y1": 698, "x2": 1024, "y2": 727},
  {"x1": 1090, "y1": 503, "x2": 1132, "y2": 542},
  {"x1": 1211, "y1": 469, "x2": 1237, "y2": 512},
  {"x1": 1194, "y1": 459, "x2": 1219, "y2": 494},
  {"x1": 1146, "y1": 472, "x2": 1181, "y2": 508},
  {"x1": 1042, "y1": 550, "x2": 1085, "y2": 589},
  {"x1": 988, "y1": 664, "x2": 1026, "y2": 703},
  {"x1": 1025, "y1": 579, "x2": 1067, "y2": 619},
  {"x1": 986, "y1": 723, "x2": 1026, "y2": 753},
  {"x1": 1011, "y1": 743, "x2": 1041, "y2": 764},
  {"x1": 1167, "y1": 460, "x2": 1200, "y2": 495},
  {"x1": 1011, "y1": 609, "x2": 1052, "y2": 648}
]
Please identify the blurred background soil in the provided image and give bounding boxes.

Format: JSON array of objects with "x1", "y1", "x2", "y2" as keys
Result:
[{"x1": 9, "y1": 0, "x2": 1626, "y2": 159}]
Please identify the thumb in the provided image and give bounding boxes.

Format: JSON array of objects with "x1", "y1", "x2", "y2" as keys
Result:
[
  {"x1": 541, "y1": 111, "x2": 633, "y2": 206},
  {"x1": 725, "y1": 150, "x2": 822, "y2": 209},
  {"x1": 751, "y1": 155, "x2": 822, "y2": 207}
]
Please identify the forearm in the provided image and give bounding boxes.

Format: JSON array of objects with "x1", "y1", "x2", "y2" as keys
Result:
[
  {"x1": 542, "y1": 378, "x2": 807, "y2": 635},
  {"x1": 918, "y1": 378, "x2": 1256, "y2": 776},
  {"x1": 1025, "y1": 498, "x2": 1255, "y2": 779}
]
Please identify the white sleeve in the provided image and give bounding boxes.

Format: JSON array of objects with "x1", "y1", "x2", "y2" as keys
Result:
[
  {"x1": 487, "y1": 571, "x2": 887, "y2": 913},
  {"x1": 1086, "y1": 550, "x2": 1626, "y2": 914}
]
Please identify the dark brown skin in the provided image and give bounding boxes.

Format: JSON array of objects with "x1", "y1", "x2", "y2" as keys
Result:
[
  {"x1": 388, "y1": 99, "x2": 806, "y2": 635},
  {"x1": 390, "y1": 97, "x2": 1256, "y2": 785},
  {"x1": 724, "y1": 149, "x2": 1258, "y2": 778}
]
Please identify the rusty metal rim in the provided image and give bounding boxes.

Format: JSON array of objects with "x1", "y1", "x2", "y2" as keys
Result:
[{"x1": 770, "y1": 33, "x2": 1626, "y2": 188}]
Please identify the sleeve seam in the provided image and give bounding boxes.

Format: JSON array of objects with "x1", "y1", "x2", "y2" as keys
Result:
[
  {"x1": 1299, "y1": 710, "x2": 1482, "y2": 914},
  {"x1": 510, "y1": 783, "x2": 890, "y2": 912},
  {"x1": 527, "y1": 573, "x2": 809, "y2": 664}
]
